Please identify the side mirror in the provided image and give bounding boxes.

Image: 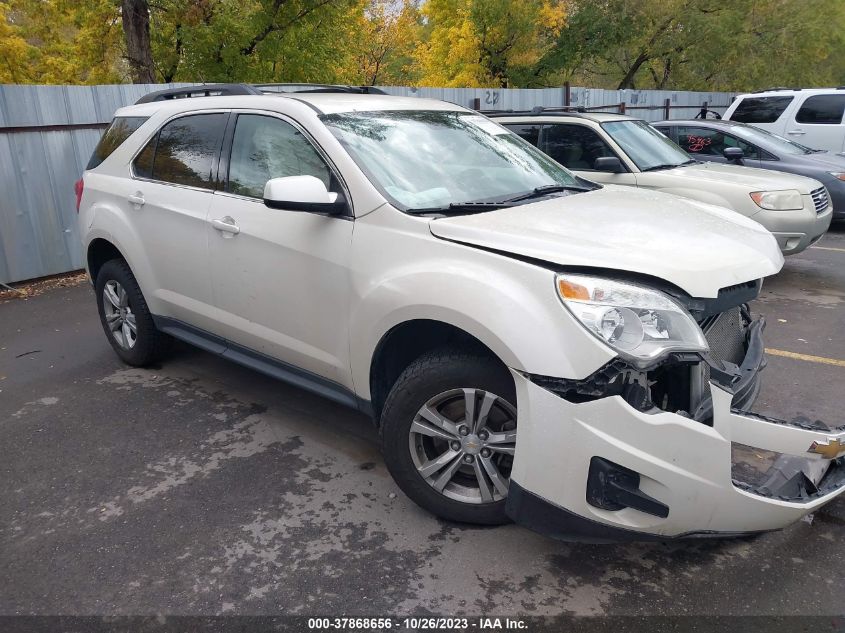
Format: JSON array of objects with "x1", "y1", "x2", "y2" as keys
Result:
[
  {"x1": 263, "y1": 175, "x2": 346, "y2": 214},
  {"x1": 723, "y1": 147, "x2": 744, "y2": 163},
  {"x1": 593, "y1": 156, "x2": 625, "y2": 173}
]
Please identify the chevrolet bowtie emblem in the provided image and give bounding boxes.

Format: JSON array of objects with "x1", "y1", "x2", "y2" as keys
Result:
[{"x1": 808, "y1": 438, "x2": 845, "y2": 460}]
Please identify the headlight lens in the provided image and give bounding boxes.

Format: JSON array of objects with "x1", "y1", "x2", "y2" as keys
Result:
[
  {"x1": 828, "y1": 172, "x2": 845, "y2": 181},
  {"x1": 556, "y1": 274, "x2": 709, "y2": 366},
  {"x1": 749, "y1": 189, "x2": 803, "y2": 210}
]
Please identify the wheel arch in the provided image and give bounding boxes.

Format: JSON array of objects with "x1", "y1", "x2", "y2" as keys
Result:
[
  {"x1": 87, "y1": 237, "x2": 127, "y2": 282},
  {"x1": 368, "y1": 318, "x2": 511, "y2": 425}
]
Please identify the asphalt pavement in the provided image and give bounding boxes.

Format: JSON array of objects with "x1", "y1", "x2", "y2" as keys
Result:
[{"x1": 1, "y1": 227, "x2": 844, "y2": 617}]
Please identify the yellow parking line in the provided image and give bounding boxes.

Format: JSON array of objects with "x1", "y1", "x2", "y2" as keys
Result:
[
  {"x1": 766, "y1": 348, "x2": 845, "y2": 368},
  {"x1": 810, "y1": 245, "x2": 845, "y2": 253}
]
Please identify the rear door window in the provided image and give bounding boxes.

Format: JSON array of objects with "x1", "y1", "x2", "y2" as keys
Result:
[
  {"x1": 795, "y1": 95, "x2": 845, "y2": 124},
  {"x1": 87, "y1": 116, "x2": 148, "y2": 169},
  {"x1": 730, "y1": 96, "x2": 794, "y2": 123},
  {"x1": 539, "y1": 124, "x2": 616, "y2": 171},
  {"x1": 134, "y1": 113, "x2": 227, "y2": 188}
]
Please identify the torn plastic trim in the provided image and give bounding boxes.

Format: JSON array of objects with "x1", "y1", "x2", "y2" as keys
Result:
[
  {"x1": 702, "y1": 316, "x2": 765, "y2": 394},
  {"x1": 732, "y1": 454, "x2": 845, "y2": 503},
  {"x1": 736, "y1": 409, "x2": 845, "y2": 433},
  {"x1": 528, "y1": 316, "x2": 766, "y2": 422}
]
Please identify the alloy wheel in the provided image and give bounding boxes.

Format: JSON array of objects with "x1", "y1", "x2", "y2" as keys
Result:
[
  {"x1": 408, "y1": 388, "x2": 517, "y2": 504},
  {"x1": 102, "y1": 280, "x2": 137, "y2": 349}
]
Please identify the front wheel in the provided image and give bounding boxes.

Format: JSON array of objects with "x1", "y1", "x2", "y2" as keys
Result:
[{"x1": 380, "y1": 349, "x2": 518, "y2": 525}]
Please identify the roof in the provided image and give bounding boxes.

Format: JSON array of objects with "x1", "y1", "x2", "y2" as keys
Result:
[
  {"x1": 116, "y1": 91, "x2": 467, "y2": 119},
  {"x1": 653, "y1": 119, "x2": 746, "y2": 128}
]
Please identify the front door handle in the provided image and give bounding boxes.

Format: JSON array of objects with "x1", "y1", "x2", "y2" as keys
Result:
[
  {"x1": 127, "y1": 193, "x2": 145, "y2": 207},
  {"x1": 786, "y1": 129, "x2": 806, "y2": 135},
  {"x1": 211, "y1": 216, "x2": 240, "y2": 235}
]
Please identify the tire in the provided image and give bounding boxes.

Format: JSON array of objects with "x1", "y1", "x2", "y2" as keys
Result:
[
  {"x1": 380, "y1": 348, "x2": 518, "y2": 525},
  {"x1": 95, "y1": 258, "x2": 171, "y2": 366}
]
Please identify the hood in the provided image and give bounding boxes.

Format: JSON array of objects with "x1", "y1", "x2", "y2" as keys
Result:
[
  {"x1": 428, "y1": 186, "x2": 783, "y2": 298},
  {"x1": 661, "y1": 161, "x2": 823, "y2": 192},
  {"x1": 797, "y1": 151, "x2": 845, "y2": 171}
]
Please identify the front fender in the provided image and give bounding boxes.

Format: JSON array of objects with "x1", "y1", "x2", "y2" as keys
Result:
[{"x1": 348, "y1": 215, "x2": 616, "y2": 401}]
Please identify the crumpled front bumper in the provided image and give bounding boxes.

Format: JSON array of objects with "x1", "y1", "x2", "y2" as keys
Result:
[{"x1": 506, "y1": 319, "x2": 845, "y2": 542}]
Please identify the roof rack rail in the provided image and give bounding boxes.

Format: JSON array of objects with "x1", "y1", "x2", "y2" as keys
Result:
[
  {"x1": 531, "y1": 106, "x2": 587, "y2": 113},
  {"x1": 751, "y1": 87, "x2": 802, "y2": 93},
  {"x1": 254, "y1": 83, "x2": 387, "y2": 95},
  {"x1": 482, "y1": 106, "x2": 586, "y2": 118},
  {"x1": 135, "y1": 83, "x2": 261, "y2": 104}
]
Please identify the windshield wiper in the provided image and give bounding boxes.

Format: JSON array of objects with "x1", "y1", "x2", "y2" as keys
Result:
[
  {"x1": 641, "y1": 162, "x2": 685, "y2": 172},
  {"x1": 406, "y1": 200, "x2": 514, "y2": 215},
  {"x1": 503, "y1": 183, "x2": 593, "y2": 203}
]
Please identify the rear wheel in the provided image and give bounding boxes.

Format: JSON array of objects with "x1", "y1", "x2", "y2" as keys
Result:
[
  {"x1": 95, "y1": 259, "x2": 171, "y2": 366},
  {"x1": 381, "y1": 348, "x2": 517, "y2": 525}
]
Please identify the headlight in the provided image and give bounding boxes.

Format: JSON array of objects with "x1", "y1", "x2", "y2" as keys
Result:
[
  {"x1": 556, "y1": 274, "x2": 708, "y2": 367},
  {"x1": 828, "y1": 172, "x2": 845, "y2": 181},
  {"x1": 749, "y1": 189, "x2": 803, "y2": 210}
]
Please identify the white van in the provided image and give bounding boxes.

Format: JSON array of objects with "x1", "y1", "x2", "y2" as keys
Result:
[{"x1": 723, "y1": 88, "x2": 845, "y2": 153}]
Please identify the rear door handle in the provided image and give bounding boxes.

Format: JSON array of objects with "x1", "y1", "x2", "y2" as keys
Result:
[
  {"x1": 786, "y1": 129, "x2": 806, "y2": 135},
  {"x1": 127, "y1": 193, "x2": 145, "y2": 206},
  {"x1": 211, "y1": 216, "x2": 240, "y2": 235}
]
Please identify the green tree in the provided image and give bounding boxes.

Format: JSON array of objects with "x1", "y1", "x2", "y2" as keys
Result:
[
  {"x1": 540, "y1": 0, "x2": 845, "y2": 91},
  {"x1": 149, "y1": 0, "x2": 360, "y2": 83}
]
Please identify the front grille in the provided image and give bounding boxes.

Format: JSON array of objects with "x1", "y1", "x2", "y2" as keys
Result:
[
  {"x1": 810, "y1": 186, "x2": 830, "y2": 214},
  {"x1": 700, "y1": 306, "x2": 746, "y2": 386},
  {"x1": 702, "y1": 306, "x2": 746, "y2": 365}
]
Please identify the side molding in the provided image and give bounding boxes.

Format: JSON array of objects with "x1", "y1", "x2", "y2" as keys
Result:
[{"x1": 153, "y1": 316, "x2": 373, "y2": 416}]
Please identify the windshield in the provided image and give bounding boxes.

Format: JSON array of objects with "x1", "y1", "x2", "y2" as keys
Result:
[
  {"x1": 321, "y1": 110, "x2": 581, "y2": 210},
  {"x1": 602, "y1": 120, "x2": 693, "y2": 171},
  {"x1": 730, "y1": 124, "x2": 815, "y2": 155}
]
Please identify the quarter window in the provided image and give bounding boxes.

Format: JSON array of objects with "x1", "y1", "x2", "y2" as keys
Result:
[
  {"x1": 87, "y1": 116, "x2": 148, "y2": 169},
  {"x1": 539, "y1": 124, "x2": 616, "y2": 171},
  {"x1": 133, "y1": 113, "x2": 227, "y2": 188},
  {"x1": 730, "y1": 96, "x2": 794, "y2": 123},
  {"x1": 795, "y1": 95, "x2": 845, "y2": 124},
  {"x1": 227, "y1": 114, "x2": 331, "y2": 199}
]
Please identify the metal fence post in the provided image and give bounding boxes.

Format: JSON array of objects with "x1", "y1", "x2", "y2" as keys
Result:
[
  {"x1": 564, "y1": 82, "x2": 570, "y2": 107},
  {"x1": 664, "y1": 98, "x2": 671, "y2": 119}
]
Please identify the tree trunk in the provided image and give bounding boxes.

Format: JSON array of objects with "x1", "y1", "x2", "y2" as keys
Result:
[
  {"x1": 617, "y1": 51, "x2": 648, "y2": 89},
  {"x1": 122, "y1": 0, "x2": 156, "y2": 83}
]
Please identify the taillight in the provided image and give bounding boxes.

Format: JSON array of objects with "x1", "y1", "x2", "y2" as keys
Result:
[{"x1": 74, "y1": 178, "x2": 84, "y2": 213}]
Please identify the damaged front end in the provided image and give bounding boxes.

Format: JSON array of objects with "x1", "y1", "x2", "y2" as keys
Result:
[{"x1": 507, "y1": 278, "x2": 845, "y2": 541}]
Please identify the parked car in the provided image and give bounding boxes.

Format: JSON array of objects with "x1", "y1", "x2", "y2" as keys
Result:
[
  {"x1": 491, "y1": 109, "x2": 832, "y2": 255},
  {"x1": 723, "y1": 88, "x2": 845, "y2": 154},
  {"x1": 76, "y1": 85, "x2": 845, "y2": 542},
  {"x1": 654, "y1": 118, "x2": 845, "y2": 221}
]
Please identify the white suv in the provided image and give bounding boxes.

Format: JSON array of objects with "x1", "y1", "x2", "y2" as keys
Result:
[
  {"x1": 76, "y1": 85, "x2": 845, "y2": 541},
  {"x1": 724, "y1": 88, "x2": 845, "y2": 154}
]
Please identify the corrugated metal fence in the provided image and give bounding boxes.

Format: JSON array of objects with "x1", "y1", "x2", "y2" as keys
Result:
[{"x1": 0, "y1": 83, "x2": 734, "y2": 283}]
